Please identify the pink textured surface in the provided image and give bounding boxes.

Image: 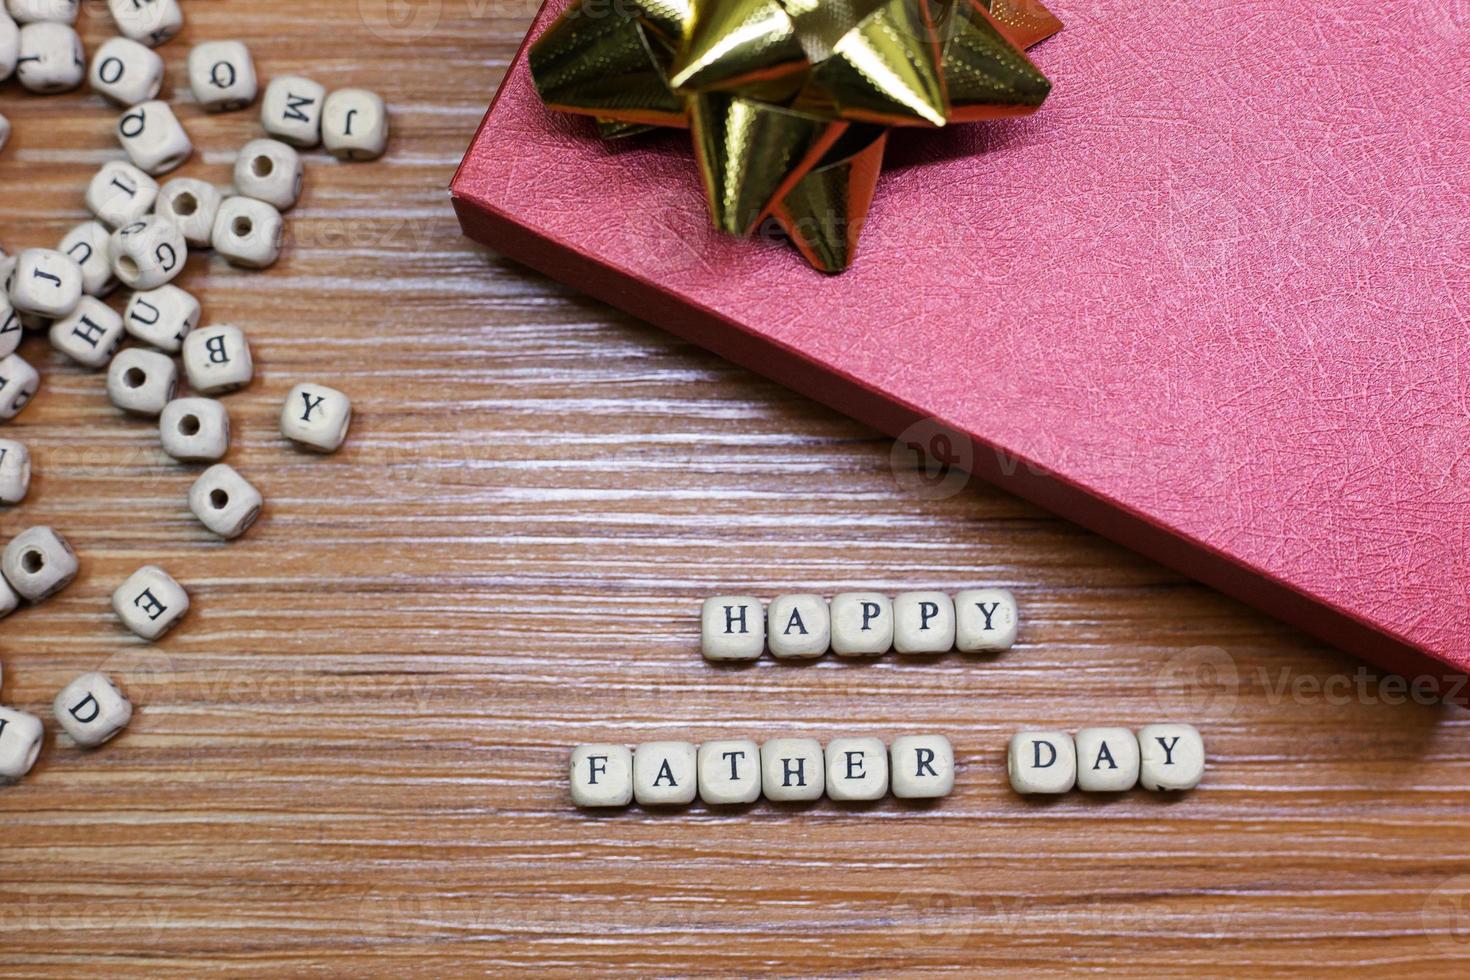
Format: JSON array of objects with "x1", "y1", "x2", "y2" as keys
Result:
[{"x1": 454, "y1": 0, "x2": 1470, "y2": 665}]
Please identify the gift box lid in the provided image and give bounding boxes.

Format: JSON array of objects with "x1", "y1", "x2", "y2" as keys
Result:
[{"x1": 453, "y1": 0, "x2": 1470, "y2": 677}]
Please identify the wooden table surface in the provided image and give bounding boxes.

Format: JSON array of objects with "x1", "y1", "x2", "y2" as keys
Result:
[{"x1": 3, "y1": 3, "x2": 1469, "y2": 976}]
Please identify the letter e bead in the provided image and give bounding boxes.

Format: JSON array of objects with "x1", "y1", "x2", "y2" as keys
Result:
[
  {"x1": 633, "y1": 741, "x2": 697, "y2": 806},
  {"x1": 1007, "y1": 730, "x2": 1077, "y2": 795},
  {"x1": 53, "y1": 672, "x2": 132, "y2": 748},
  {"x1": 1138, "y1": 723, "x2": 1205, "y2": 792},
  {"x1": 188, "y1": 464, "x2": 262, "y2": 539},
  {"x1": 0, "y1": 706, "x2": 43, "y2": 781},
  {"x1": 700, "y1": 595, "x2": 763, "y2": 661},
  {"x1": 825, "y1": 736, "x2": 888, "y2": 802},
  {"x1": 112, "y1": 564, "x2": 187, "y2": 640},
  {"x1": 569, "y1": 744, "x2": 632, "y2": 808},
  {"x1": 182, "y1": 324, "x2": 252, "y2": 394},
  {"x1": 281, "y1": 382, "x2": 351, "y2": 452}
]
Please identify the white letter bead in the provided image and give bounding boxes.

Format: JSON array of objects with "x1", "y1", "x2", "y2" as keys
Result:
[
  {"x1": 697, "y1": 738, "x2": 761, "y2": 805},
  {"x1": 234, "y1": 138, "x2": 303, "y2": 210},
  {"x1": 188, "y1": 40, "x2": 255, "y2": 111},
  {"x1": 890, "y1": 734, "x2": 955, "y2": 799},
  {"x1": 50, "y1": 296, "x2": 124, "y2": 369},
  {"x1": 323, "y1": 88, "x2": 389, "y2": 161},
  {"x1": 106, "y1": 347, "x2": 176, "y2": 416},
  {"x1": 761, "y1": 738, "x2": 824, "y2": 801},
  {"x1": 1138, "y1": 723, "x2": 1205, "y2": 791},
  {"x1": 2, "y1": 525, "x2": 78, "y2": 601},
  {"x1": 700, "y1": 595, "x2": 763, "y2": 661},
  {"x1": 893, "y1": 591, "x2": 956, "y2": 654},
  {"x1": 124, "y1": 284, "x2": 196, "y2": 352},
  {"x1": 211, "y1": 196, "x2": 283, "y2": 268},
  {"x1": 111, "y1": 564, "x2": 187, "y2": 639},
  {"x1": 0, "y1": 575, "x2": 16, "y2": 618},
  {"x1": 0, "y1": 294, "x2": 21, "y2": 358},
  {"x1": 0, "y1": 706, "x2": 43, "y2": 781},
  {"x1": 830, "y1": 591, "x2": 893, "y2": 656},
  {"x1": 280, "y1": 382, "x2": 351, "y2": 453},
  {"x1": 0, "y1": 353, "x2": 39, "y2": 420},
  {"x1": 1075, "y1": 727, "x2": 1141, "y2": 792},
  {"x1": 156, "y1": 178, "x2": 222, "y2": 248},
  {"x1": 633, "y1": 740, "x2": 697, "y2": 806},
  {"x1": 262, "y1": 75, "x2": 326, "y2": 147},
  {"x1": 0, "y1": 15, "x2": 15, "y2": 81},
  {"x1": 59, "y1": 220, "x2": 117, "y2": 297},
  {"x1": 89, "y1": 36, "x2": 161, "y2": 105},
  {"x1": 9, "y1": 247, "x2": 81, "y2": 317},
  {"x1": 183, "y1": 324, "x2": 252, "y2": 394},
  {"x1": 766, "y1": 593, "x2": 829, "y2": 659},
  {"x1": 53, "y1": 672, "x2": 132, "y2": 748},
  {"x1": 825, "y1": 736, "x2": 888, "y2": 801},
  {"x1": 116, "y1": 100, "x2": 191, "y2": 175},
  {"x1": 159, "y1": 397, "x2": 229, "y2": 462},
  {"x1": 86, "y1": 161, "x2": 158, "y2": 229},
  {"x1": 0, "y1": 112, "x2": 8, "y2": 152},
  {"x1": 7, "y1": 0, "x2": 76, "y2": 22},
  {"x1": 569, "y1": 744, "x2": 632, "y2": 808},
  {"x1": 15, "y1": 21, "x2": 81, "y2": 93},
  {"x1": 188, "y1": 463, "x2": 262, "y2": 539},
  {"x1": 0, "y1": 438, "x2": 29, "y2": 504},
  {"x1": 955, "y1": 588, "x2": 1018, "y2": 652},
  {"x1": 1007, "y1": 730, "x2": 1077, "y2": 795},
  {"x1": 107, "y1": 0, "x2": 179, "y2": 47}
]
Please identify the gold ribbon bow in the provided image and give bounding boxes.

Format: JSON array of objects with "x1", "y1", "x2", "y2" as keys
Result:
[{"x1": 529, "y1": 0, "x2": 1061, "y2": 272}]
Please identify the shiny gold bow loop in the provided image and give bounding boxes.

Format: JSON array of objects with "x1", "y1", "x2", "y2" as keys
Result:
[{"x1": 529, "y1": 0, "x2": 1061, "y2": 272}]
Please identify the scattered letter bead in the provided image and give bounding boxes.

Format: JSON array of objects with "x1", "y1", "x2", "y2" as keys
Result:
[
  {"x1": 1007, "y1": 730, "x2": 1077, "y2": 795},
  {"x1": 107, "y1": 0, "x2": 180, "y2": 47},
  {"x1": 86, "y1": 161, "x2": 158, "y2": 229},
  {"x1": 0, "y1": 706, "x2": 43, "y2": 781},
  {"x1": 633, "y1": 740, "x2": 697, "y2": 806},
  {"x1": 50, "y1": 296, "x2": 124, "y2": 369},
  {"x1": 0, "y1": 112, "x2": 8, "y2": 152},
  {"x1": 890, "y1": 734, "x2": 955, "y2": 799},
  {"x1": 234, "y1": 138, "x2": 303, "y2": 210},
  {"x1": 700, "y1": 595, "x2": 763, "y2": 661},
  {"x1": 89, "y1": 36, "x2": 161, "y2": 105},
  {"x1": 0, "y1": 353, "x2": 38, "y2": 420},
  {"x1": 211, "y1": 195, "x2": 283, "y2": 268},
  {"x1": 188, "y1": 40, "x2": 255, "y2": 111},
  {"x1": 109, "y1": 216, "x2": 186, "y2": 290},
  {"x1": 322, "y1": 88, "x2": 389, "y2": 161},
  {"x1": 188, "y1": 463, "x2": 262, "y2": 539},
  {"x1": 280, "y1": 382, "x2": 351, "y2": 453},
  {"x1": 183, "y1": 324, "x2": 252, "y2": 394},
  {"x1": 15, "y1": 21, "x2": 82, "y2": 93},
  {"x1": 160, "y1": 397, "x2": 229, "y2": 462},
  {"x1": 2, "y1": 525, "x2": 78, "y2": 602},
  {"x1": 124, "y1": 283, "x2": 196, "y2": 352},
  {"x1": 111, "y1": 564, "x2": 187, "y2": 639},
  {"x1": 53, "y1": 672, "x2": 132, "y2": 748},
  {"x1": 59, "y1": 220, "x2": 118, "y2": 297},
  {"x1": 156, "y1": 178, "x2": 222, "y2": 248},
  {"x1": 569, "y1": 744, "x2": 632, "y2": 808},
  {"x1": 0, "y1": 14, "x2": 14, "y2": 80},
  {"x1": 0, "y1": 438, "x2": 29, "y2": 504},
  {"x1": 9, "y1": 247, "x2": 81, "y2": 317},
  {"x1": 0, "y1": 575, "x2": 16, "y2": 617},
  {"x1": 106, "y1": 346, "x2": 176, "y2": 416},
  {"x1": 825, "y1": 736, "x2": 888, "y2": 802},
  {"x1": 955, "y1": 588, "x2": 1018, "y2": 652},
  {"x1": 0, "y1": 294, "x2": 21, "y2": 358},
  {"x1": 697, "y1": 738, "x2": 761, "y2": 805},
  {"x1": 761, "y1": 737, "x2": 824, "y2": 802},
  {"x1": 7, "y1": 0, "x2": 77, "y2": 22},
  {"x1": 1075, "y1": 727, "x2": 1141, "y2": 793},
  {"x1": 1138, "y1": 723, "x2": 1205, "y2": 792},
  {"x1": 766, "y1": 593, "x2": 829, "y2": 659},
  {"x1": 261, "y1": 74, "x2": 325, "y2": 147},
  {"x1": 893, "y1": 590, "x2": 956, "y2": 654},
  {"x1": 117, "y1": 100, "x2": 191, "y2": 175},
  {"x1": 830, "y1": 591, "x2": 893, "y2": 656}
]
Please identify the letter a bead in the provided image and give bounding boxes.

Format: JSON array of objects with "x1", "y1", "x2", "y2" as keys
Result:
[
  {"x1": 1007, "y1": 730, "x2": 1077, "y2": 795},
  {"x1": 1074, "y1": 727, "x2": 1140, "y2": 792},
  {"x1": 700, "y1": 595, "x2": 763, "y2": 661},
  {"x1": 766, "y1": 594, "x2": 829, "y2": 659},
  {"x1": 569, "y1": 744, "x2": 633, "y2": 808},
  {"x1": 633, "y1": 741, "x2": 697, "y2": 806},
  {"x1": 824, "y1": 736, "x2": 888, "y2": 801},
  {"x1": 53, "y1": 672, "x2": 132, "y2": 748},
  {"x1": 111, "y1": 564, "x2": 187, "y2": 640}
]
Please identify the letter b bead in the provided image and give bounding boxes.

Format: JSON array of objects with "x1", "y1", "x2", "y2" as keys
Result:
[
  {"x1": 183, "y1": 324, "x2": 252, "y2": 394},
  {"x1": 112, "y1": 564, "x2": 187, "y2": 640},
  {"x1": 569, "y1": 744, "x2": 633, "y2": 808},
  {"x1": 53, "y1": 672, "x2": 132, "y2": 748},
  {"x1": 281, "y1": 382, "x2": 351, "y2": 453}
]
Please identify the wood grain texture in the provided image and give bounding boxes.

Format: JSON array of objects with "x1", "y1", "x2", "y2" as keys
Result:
[{"x1": 2, "y1": 3, "x2": 1469, "y2": 976}]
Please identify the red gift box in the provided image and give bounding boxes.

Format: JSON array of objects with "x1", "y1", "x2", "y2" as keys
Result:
[{"x1": 453, "y1": 0, "x2": 1470, "y2": 679}]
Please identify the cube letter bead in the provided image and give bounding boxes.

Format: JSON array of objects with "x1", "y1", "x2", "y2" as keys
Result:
[
  {"x1": 86, "y1": 161, "x2": 158, "y2": 229},
  {"x1": 156, "y1": 178, "x2": 222, "y2": 248},
  {"x1": 955, "y1": 588, "x2": 1018, "y2": 652},
  {"x1": 159, "y1": 397, "x2": 229, "y2": 462},
  {"x1": 2, "y1": 525, "x2": 78, "y2": 601},
  {"x1": 111, "y1": 564, "x2": 187, "y2": 639},
  {"x1": 9, "y1": 248, "x2": 82, "y2": 317},
  {"x1": 0, "y1": 575, "x2": 17, "y2": 618},
  {"x1": 117, "y1": 100, "x2": 191, "y2": 176},
  {"x1": 89, "y1": 36, "x2": 161, "y2": 105},
  {"x1": 890, "y1": 735, "x2": 955, "y2": 799},
  {"x1": 183, "y1": 324, "x2": 252, "y2": 395},
  {"x1": 0, "y1": 15, "x2": 15, "y2": 81},
  {"x1": 323, "y1": 88, "x2": 389, "y2": 161},
  {"x1": 109, "y1": 216, "x2": 186, "y2": 290},
  {"x1": 825, "y1": 736, "x2": 889, "y2": 802},
  {"x1": 106, "y1": 347, "x2": 176, "y2": 416},
  {"x1": 7, "y1": 0, "x2": 77, "y2": 22},
  {"x1": 632, "y1": 741, "x2": 697, "y2": 806},
  {"x1": 830, "y1": 591, "x2": 893, "y2": 656},
  {"x1": 59, "y1": 220, "x2": 118, "y2": 297},
  {"x1": 1138, "y1": 723, "x2": 1205, "y2": 792},
  {"x1": 261, "y1": 75, "x2": 326, "y2": 147},
  {"x1": 767, "y1": 593, "x2": 830, "y2": 659},
  {"x1": 280, "y1": 382, "x2": 351, "y2": 453},
  {"x1": 0, "y1": 707, "x2": 43, "y2": 781},
  {"x1": 108, "y1": 0, "x2": 180, "y2": 47},
  {"x1": 0, "y1": 439, "x2": 29, "y2": 504},
  {"x1": 697, "y1": 738, "x2": 761, "y2": 805},
  {"x1": 1075, "y1": 727, "x2": 1141, "y2": 793},
  {"x1": 188, "y1": 464, "x2": 262, "y2": 539},
  {"x1": 568, "y1": 744, "x2": 632, "y2": 808},
  {"x1": 15, "y1": 22, "x2": 82, "y2": 93},
  {"x1": 0, "y1": 112, "x2": 8, "y2": 152},
  {"x1": 0, "y1": 294, "x2": 21, "y2": 358},
  {"x1": 761, "y1": 738, "x2": 825, "y2": 802},
  {"x1": 700, "y1": 595, "x2": 764, "y2": 661},
  {"x1": 234, "y1": 138, "x2": 303, "y2": 210},
  {"x1": 50, "y1": 296, "x2": 124, "y2": 369},
  {"x1": 124, "y1": 283, "x2": 196, "y2": 352},
  {"x1": 211, "y1": 196, "x2": 283, "y2": 269},
  {"x1": 1007, "y1": 730, "x2": 1077, "y2": 795},
  {"x1": 187, "y1": 40, "x2": 256, "y2": 112},
  {"x1": 0, "y1": 353, "x2": 39, "y2": 420},
  {"x1": 54, "y1": 672, "x2": 132, "y2": 748},
  {"x1": 893, "y1": 591, "x2": 956, "y2": 655}
]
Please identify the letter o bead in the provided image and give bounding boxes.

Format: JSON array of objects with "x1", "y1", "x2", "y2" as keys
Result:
[
  {"x1": 89, "y1": 36, "x2": 162, "y2": 105},
  {"x1": 1138, "y1": 723, "x2": 1205, "y2": 792},
  {"x1": 112, "y1": 564, "x2": 187, "y2": 640},
  {"x1": 187, "y1": 40, "x2": 256, "y2": 111},
  {"x1": 281, "y1": 382, "x2": 351, "y2": 453},
  {"x1": 697, "y1": 738, "x2": 761, "y2": 805},
  {"x1": 211, "y1": 196, "x2": 283, "y2": 268},
  {"x1": 890, "y1": 734, "x2": 955, "y2": 799},
  {"x1": 109, "y1": 216, "x2": 186, "y2": 290},
  {"x1": 1074, "y1": 727, "x2": 1140, "y2": 793},
  {"x1": 188, "y1": 463, "x2": 262, "y2": 539},
  {"x1": 0, "y1": 706, "x2": 43, "y2": 781},
  {"x1": 322, "y1": 88, "x2": 389, "y2": 161},
  {"x1": 2, "y1": 525, "x2": 78, "y2": 602},
  {"x1": 15, "y1": 22, "x2": 82, "y2": 93},
  {"x1": 569, "y1": 744, "x2": 633, "y2": 808},
  {"x1": 1007, "y1": 730, "x2": 1077, "y2": 795},
  {"x1": 53, "y1": 672, "x2": 132, "y2": 748},
  {"x1": 700, "y1": 595, "x2": 763, "y2": 661},
  {"x1": 116, "y1": 100, "x2": 192, "y2": 176},
  {"x1": 760, "y1": 737, "x2": 824, "y2": 802},
  {"x1": 106, "y1": 347, "x2": 177, "y2": 416},
  {"x1": 633, "y1": 741, "x2": 697, "y2": 806}
]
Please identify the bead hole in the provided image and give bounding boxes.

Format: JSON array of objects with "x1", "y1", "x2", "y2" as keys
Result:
[
  {"x1": 174, "y1": 193, "x2": 198, "y2": 216},
  {"x1": 232, "y1": 217, "x2": 253, "y2": 238},
  {"x1": 118, "y1": 256, "x2": 139, "y2": 279},
  {"x1": 252, "y1": 156, "x2": 274, "y2": 178},
  {"x1": 179, "y1": 414, "x2": 201, "y2": 436},
  {"x1": 123, "y1": 367, "x2": 146, "y2": 388},
  {"x1": 209, "y1": 488, "x2": 229, "y2": 509},
  {"x1": 21, "y1": 550, "x2": 43, "y2": 574}
]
